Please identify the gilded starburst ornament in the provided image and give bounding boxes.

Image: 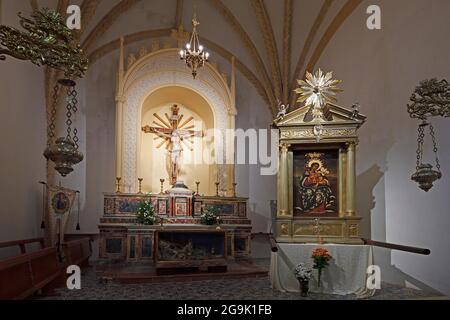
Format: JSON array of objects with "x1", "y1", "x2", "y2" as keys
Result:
[{"x1": 294, "y1": 69, "x2": 342, "y2": 120}]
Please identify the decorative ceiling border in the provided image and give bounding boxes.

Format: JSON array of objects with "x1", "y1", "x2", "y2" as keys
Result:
[
  {"x1": 82, "y1": 0, "x2": 142, "y2": 52},
  {"x1": 283, "y1": 0, "x2": 293, "y2": 104},
  {"x1": 251, "y1": 0, "x2": 282, "y2": 102}
]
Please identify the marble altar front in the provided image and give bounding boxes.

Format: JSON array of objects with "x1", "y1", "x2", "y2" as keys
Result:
[{"x1": 98, "y1": 190, "x2": 251, "y2": 263}]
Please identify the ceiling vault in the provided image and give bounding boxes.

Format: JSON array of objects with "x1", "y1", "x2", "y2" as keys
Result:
[
  {"x1": 251, "y1": 0, "x2": 283, "y2": 103},
  {"x1": 36, "y1": 0, "x2": 362, "y2": 118},
  {"x1": 82, "y1": 0, "x2": 142, "y2": 53},
  {"x1": 175, "y1": 0, "x2": 184, "y2": 27},
  {"x1": 77, "y1": 0, "x2": 103, "y2": 39},
  {"x1": 289, "y1": 0, "x2": 334, "y2": 108},
  {"x1": 209, "y1": 0, "x2": 275, "y2": 109},
  {"x1": 282, "y1": 0, "x2": 293, "y2": 105},
  {"x1": 304, "y1": 0, "x2": 363, "y2": 83}
]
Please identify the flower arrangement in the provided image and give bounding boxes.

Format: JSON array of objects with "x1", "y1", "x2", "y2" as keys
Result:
[
  {"x1": 311, "y1": 248, "x2": 332, "y2": 288},
  {"x1": 200, "y1": 206, "x2": 219, "y2": 225},
  {"x1": 294, "y1": 263, "x2": 312, "y2": 281},
  {"x1": 136, "y1": 200, "x2": 157, "y2": 225}
]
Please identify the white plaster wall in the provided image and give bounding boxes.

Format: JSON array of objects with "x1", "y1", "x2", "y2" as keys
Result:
[
  {"x1": 316, "y1": 0, "x2": 450, "y2": 294},
  {"x1": 0, "y1": 1, "x2": 47, "y2": 248}
]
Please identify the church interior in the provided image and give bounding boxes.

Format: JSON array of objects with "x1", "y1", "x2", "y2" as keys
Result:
[{"x1": 0, "y1": 0, "x2": 449, "y2": 302}]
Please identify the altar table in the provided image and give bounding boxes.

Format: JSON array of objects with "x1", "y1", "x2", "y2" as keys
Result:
[{"x1": 270, "y1": 243, "x2": 374, "y2": 298}]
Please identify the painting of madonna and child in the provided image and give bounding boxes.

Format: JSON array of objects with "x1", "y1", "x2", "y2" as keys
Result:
[{"x1": 293, "y1": 150, "x2": 339, "y2": 217}]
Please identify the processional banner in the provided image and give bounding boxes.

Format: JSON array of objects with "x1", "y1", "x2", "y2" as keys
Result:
[{"x1": 47, "y1": 185, "x2": 77, "y2": 247}]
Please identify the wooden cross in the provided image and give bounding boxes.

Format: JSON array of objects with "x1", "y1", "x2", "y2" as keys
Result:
[{"x1": 142, "y1": 104, "x2": 204, "y2": 185}]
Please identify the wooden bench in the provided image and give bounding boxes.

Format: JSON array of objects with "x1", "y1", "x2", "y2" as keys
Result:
[
  {"x1": 0, "y1": 238, "x2": 45, "y2": 256},
  {"x1": 0, "y1": 247, "x2": 61, "y2": 300},
  {"x1": 62, "y1": 237, "x2": 92, "y2": 268}
]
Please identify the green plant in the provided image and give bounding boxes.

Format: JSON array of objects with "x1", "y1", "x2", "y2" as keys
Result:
[
  {"x1": 200, "y1": 206, "x2": 218, "y2": 225},
  {"x1": 311, "y1": 248, "x2": 332, "y2": 287},
  {"x1": 136, "y1": 200, "x2": 156, "y2": 225}
]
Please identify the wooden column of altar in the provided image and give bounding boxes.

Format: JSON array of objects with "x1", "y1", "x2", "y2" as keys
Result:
[
  {"x1": 278, "y1": 143, "x2": 291, "y2": 216},
  {"x1": 346, "y1": 142, "x2": 356, "y2": 216}
]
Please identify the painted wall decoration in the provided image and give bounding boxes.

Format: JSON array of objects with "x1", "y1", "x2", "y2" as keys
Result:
[{"x1": 293, "y1": 150, "x2": 338, "y2": 217}]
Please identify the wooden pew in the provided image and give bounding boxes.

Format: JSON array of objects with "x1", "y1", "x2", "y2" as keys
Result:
[
  {"x1": 0, "y1": 247, "x2": 61, "y2": 300},
  {"x1": 0, "y1": 238, "x2": 45, "y2": 255},
  {"x1": 62, "y1": 237, "x2": 92, "y2": 268}
]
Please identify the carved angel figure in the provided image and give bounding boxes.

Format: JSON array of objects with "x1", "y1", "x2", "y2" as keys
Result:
[{"x1": 276, "y1": 99, "x2": 290, "y2": 119}]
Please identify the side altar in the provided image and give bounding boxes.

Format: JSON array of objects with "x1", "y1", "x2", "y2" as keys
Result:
[
  {"x1": 273, "y1": 70, "x2": 367, "y2": 244},
  {"x1": 98, "y1": 183, "x2": 251, "y2": 263}
]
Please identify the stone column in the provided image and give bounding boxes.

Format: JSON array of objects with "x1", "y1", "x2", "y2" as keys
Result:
[
  {"x1": 346, "y1": 142, "x2": 356, "y2": 216},
  {"x1": 115, "y1": 96, "x2": 124, "y2": 179},
  {"x1": 278, "y1": 143, "x2": 290, "y2": 216}
]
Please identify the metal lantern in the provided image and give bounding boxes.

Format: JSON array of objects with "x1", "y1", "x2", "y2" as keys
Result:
[
  {"x1": 407, "y1": 78, "x2": 448, "y2": 191},
  {"x1": 44, "y1": 79, "x2": 83, "y2": 177},
  {"x1": 410, "y1": 121, "x2": 442, "y2": 192}
]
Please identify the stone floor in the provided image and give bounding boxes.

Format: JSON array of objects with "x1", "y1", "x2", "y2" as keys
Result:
[{"x1": 40, "y1": 258, "x2": 442, "y2": 300}]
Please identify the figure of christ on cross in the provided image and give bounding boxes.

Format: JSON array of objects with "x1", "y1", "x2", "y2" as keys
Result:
[{"x1": 142, "y1": 104, "x2": 204, "y2": 185}]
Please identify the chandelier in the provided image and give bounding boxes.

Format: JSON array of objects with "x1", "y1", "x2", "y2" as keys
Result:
[
  {"x1": 407, "y1": 78, "x2": 449, "y2": 191},
  {"x1": 179, "y1": 14, "x2": 209, "y2": 79}
]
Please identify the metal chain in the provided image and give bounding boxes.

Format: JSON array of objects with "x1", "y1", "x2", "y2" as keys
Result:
[
  {"x1": 416, "y1": 123, "x2": 425, "y2": 169},
  {"x1": 429, "y1": 123, "x2": 441, "y2": 172},
  {"x1": 65, "y1": 87, "x2": 73, "y2": 140},
  {"x1": 48, "y1": 84, "x2": 59, "y2": 146},
  {"x1": 70, "y1": 86, "x2": 80, "y2": 150}
]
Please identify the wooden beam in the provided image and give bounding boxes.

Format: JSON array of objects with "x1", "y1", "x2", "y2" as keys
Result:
[{"x1": 362, "y1": 239, "x2": 431, "y2": 256}]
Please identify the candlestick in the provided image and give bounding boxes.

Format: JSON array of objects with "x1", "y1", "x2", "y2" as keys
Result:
[
  {"x1": 115, "y1": 177, "x2": 122, "y2": 193},
  {"x1": 195, "y1": 181, "x2": 200, "y2": 195},
  {"x1": 138, "y1": 178, "x2": 143, "y2": 194},
  {"x1": 215, "y1": 182, "x2": 220, "y2": 197},
  {"x1": 160, "y1": 179, "x2": 165, "y2": 194},
  {"x1": 313, "y1": 218, "x2": 325, "y2": 244},
  {"x1": 216, "y1": 216, "x2": 221, "y2": 230},
  {"x1": 232, "y1": 183, "x2": 237, "y2": 198}
]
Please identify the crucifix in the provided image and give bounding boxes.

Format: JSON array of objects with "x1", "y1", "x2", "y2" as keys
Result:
[{"x1": 142, "y1": 104, "x2": 204, "y2": 185}]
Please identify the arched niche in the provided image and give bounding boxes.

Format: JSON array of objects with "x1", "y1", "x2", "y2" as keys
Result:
[
  {"x1": 140, "y1": 86, "x2": 216, "y2": 195},
  {"x1": 115, "y1": 47, "x2": 236, "y2": 193}
]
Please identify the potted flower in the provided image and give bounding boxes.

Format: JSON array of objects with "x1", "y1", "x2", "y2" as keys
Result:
[
  {"x1": 311, "y1": 248, "x2": 332, "y2": 288},
  {"x1": 136, "y1": 200, "x2": 157, "y2": 225},
  {"x1": 294, "y1": 263, "x2": 312, "y2": 297},
  {"x1": 200, "y1": 206, "x2": 218, "y2": 225}
]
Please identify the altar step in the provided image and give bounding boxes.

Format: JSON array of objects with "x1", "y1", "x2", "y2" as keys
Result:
[{"x1": 95, "y1": 260, "x2": 268, "y2": 284}]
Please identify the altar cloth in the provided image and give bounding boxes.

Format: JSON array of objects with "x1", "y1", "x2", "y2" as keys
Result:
[{"x1": 270, "y1": 243, "x2": 375, "y2": 298}]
